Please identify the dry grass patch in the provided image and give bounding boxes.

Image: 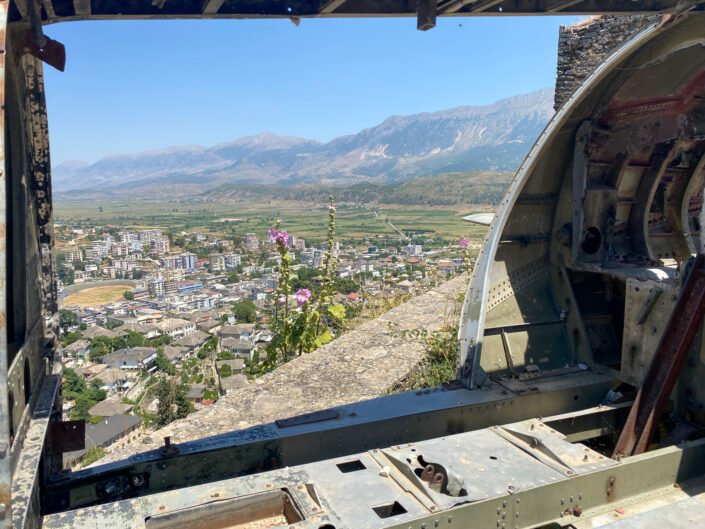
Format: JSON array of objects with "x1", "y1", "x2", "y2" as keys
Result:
[{"x1": 63, "y1": 286, "x2": 129, "y2": 308}]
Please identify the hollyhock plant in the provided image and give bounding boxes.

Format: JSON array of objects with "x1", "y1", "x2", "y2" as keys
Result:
[
  {"x1": 295, "y1": 288, "x2": 311, "y2": 307},
  {"x1": 251, "y1": 195, "x2": 345, "y2": 379},
  {"x1": 457, "y1": 237, "x2": 473, "y2": 273},
  {"x1": 268, "y1": 225, "x2": 289, "y2": 247},
  {"x1": 267, "y1": 226, "x2": 279, "y2": 243}
]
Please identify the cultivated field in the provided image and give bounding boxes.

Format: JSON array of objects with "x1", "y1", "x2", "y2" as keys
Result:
[
  {"x1": 63, "y1": 285, "x2": 130, "y2": 308},
  {"x1": 54, "y1": 199, "x2": 491, "y2": 243}
]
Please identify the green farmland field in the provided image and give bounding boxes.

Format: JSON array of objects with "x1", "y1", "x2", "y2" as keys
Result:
[{"x1": 54, "y1": 199, "x2": 491, "y2": 244}]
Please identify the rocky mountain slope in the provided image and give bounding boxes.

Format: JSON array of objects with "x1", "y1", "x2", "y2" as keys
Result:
[{"x1": 54, "y1": 88, "x2": 552, "y2": 194}]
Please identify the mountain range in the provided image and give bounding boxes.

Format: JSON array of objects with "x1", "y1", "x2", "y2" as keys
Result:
[{"x1": 53, "y1": 87, "x2": 553, "y2": 197}]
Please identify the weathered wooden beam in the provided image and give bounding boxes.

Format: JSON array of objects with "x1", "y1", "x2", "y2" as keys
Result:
[
  {"x1": 320, "y1": 0, "x2": 348, "y2": 14},
  {"x1": 440, "y1": 0, "x2": 502, "y2": 14},
  {"x1": 41, "y1": 0, "x2": 56, "y2": 19},
  {"x1": 72, "y1": 0, "x2": 91, "y2": 16},
  {"x1": 201, "y1": 0, "x2": 225, "y2": 14},
  {"x1": 547, "y1": 0, "x2": 586, "y2": 12}
]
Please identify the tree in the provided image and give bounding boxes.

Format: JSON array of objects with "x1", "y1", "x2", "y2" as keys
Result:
[
  {"x1": 218, "y1": 364, "x2": 233, "y2": 378},
  {"x1": 68, "y1": 397, "x2": 93, "y2": 421},
  {"x1": 89, "y1": 336, "x2": 115, "y2": 362},
  {"x1": 154, "y1": 380, "x2": 193, "y2": 428},
  {"x1": 132, "y1": 269, "x2": 143, "y2": 280},
  {"x1": 155, "y1": 348, "x2": 176, "y2": 375},
  {"x1": 63, "y1": 368, "x2": 87, "y2": 393},
  {"x1": 224, "y1": 272, "x2": 239, "y2": 284},
  {"x1": 123, "y1": 290, "x2": 134, "y2": 301},
  {"x1": 147, "y1": 334, "x2": 172, "y2": 347},
  {"x1": 59, "y1": 309, "x2": 78, "y2": 334},
  {"x1": 232, "y1": 299, "x2": 257, "y2": 323},
  {"x1": 61, "y1": 331, "x2": 83, "y2": 347},
  {"x1": 123, "y1": 331, "x2": 145, "y2": 348},
  {"x1": 57, "y1": 261, "x2": 74, "y2": 286}
]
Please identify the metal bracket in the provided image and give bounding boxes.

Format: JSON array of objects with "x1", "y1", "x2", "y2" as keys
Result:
[
  {"x1": 47, "y1": 420, "x2": 85, "y2": 454},
  {"x1": 492, "y1": 420, "x2": 616, "y2": 477},
  {"x1": 19, "y1": 0, "x2": 66, "y2": 71},
  {"x1": 17, "y1": 30, "x2": 66, "y2": 72}
]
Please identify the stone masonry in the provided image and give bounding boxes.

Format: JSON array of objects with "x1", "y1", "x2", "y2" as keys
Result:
[{"x1": 554, "y1": 15, "x2": 654, "y2": 110}]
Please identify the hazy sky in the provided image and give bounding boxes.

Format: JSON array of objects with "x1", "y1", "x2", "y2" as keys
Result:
[{"x1": 44, "y1": 15, "x2": 576, "y2": 165}]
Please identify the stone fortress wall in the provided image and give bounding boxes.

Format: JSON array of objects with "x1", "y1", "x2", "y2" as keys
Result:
[{"x1": 554, "y1": 15, "x2": 654, "y2": 110}]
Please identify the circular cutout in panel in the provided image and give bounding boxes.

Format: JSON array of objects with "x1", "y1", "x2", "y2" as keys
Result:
[{"x1": 581, "y1": 227, "x2": 602, "y2": 255}]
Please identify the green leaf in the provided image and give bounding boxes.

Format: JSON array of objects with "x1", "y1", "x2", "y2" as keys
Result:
[
  {"x1": 318, "y1": 330, "x2": 333, "y2": 345},
  {"x1": 328, "y1": 303, "x2": 346, "y2": 321}
]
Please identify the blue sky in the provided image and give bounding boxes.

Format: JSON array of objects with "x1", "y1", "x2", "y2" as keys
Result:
[{"x1": 44, "y1": 16, "x2": 576, "y2": 165}]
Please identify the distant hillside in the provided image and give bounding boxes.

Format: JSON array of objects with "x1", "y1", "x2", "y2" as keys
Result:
[
  {"x1": 53, "y1": 88, "x2": 552, "y2": 194},
  {"x1": 202, "y1": 171, "x2": 513, "y2": 207}
]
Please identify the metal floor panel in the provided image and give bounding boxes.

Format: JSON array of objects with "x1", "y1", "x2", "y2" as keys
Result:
[
  {"x1": 592, "y1": 493, "x2": 705, "y2": 528},
  {"x1": 42, "y1": 419, "x2": 615, "y2": 529}
]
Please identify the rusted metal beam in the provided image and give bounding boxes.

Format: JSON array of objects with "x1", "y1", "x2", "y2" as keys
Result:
[
  {"x1": 417, "y1": 0, "x2": 436, "y2": 30},
  {"x1": 72, "y1": 0, "x2": 90, "y2": 16},
  {"x1": 200, "y1": 0, "x2": 224, "y2": 14},
  {"x1": 626, "y1": 140, "x2": 678, "y2": 260},
  {"x1": 320, "y1": 0, "x2": 348, "y2": 14},
  {"x1": 0, "y1": 4, "x2": 10, "y2": 527},
  {"x1": 614, "y1": 254, "x2": 705, "y2": 458}
]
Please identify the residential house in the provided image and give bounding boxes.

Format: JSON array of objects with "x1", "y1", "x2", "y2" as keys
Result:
[
  {"x1": 107, "y1": 347, "x2": 157, "y2": 371},
  {"x1": 186, "y1": 385, "x2": 205, "y2": 404},
  {"x1": 196, "y1": 317, "x2": 221, "y2": 335},
  {"x1": 162, "y1": 345, "x2": 189, "y2": 364},
  {"x1": 88, "y1": 399, "x2": 133, "y2": 418},
  {"x1": 63, "y1": 414, "x2": 142, "y2": 469},
  {"x1": 155, "y1": 318, "x2": 196, "y2": 340},
  {"x1": 220, "y1": 338, "x2": 256, "y2": 361},
  {"x1": 121, "y1": 322, "x2": 160, "y2": 339},
  {"x1": 216, "y1": 358, "x2": 245, "y2": 373},
  {"x1": 174, "y1": 330, "x2": 211, "y2": 354},
  {"x1": 63, "y1": 339, "x2": 90, "y2": 358},
  {"x1": 82, "y1": 325, "x2": 120, "y2": 340},
  {"x1": 218, "y1": 324, "x2": 257, "y2": 341}
]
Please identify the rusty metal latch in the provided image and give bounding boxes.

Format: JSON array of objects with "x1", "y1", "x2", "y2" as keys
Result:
[{"x1": 19, "y1": 0, "x2": 66, "y2": 71}]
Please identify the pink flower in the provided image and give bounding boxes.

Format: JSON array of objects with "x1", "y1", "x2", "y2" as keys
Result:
[
  {"x1": 268, "y1": 226, "x2": 279, "y2": 243},
  {"x1": 278, "y1": 295, "x2": 287, "y2": 304},
  {"x1": 277, "y1": 230, "x2": 289, "y2": 247},
  {"x1": 294, "y1": 288, "x2": 311, "y2": 307},
  {"x1": 457, "y1": 237, "x2": 470, "y2": 249},
  {"x1": 268, "y1": 227, "x2": 289, "y2": 247}
]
